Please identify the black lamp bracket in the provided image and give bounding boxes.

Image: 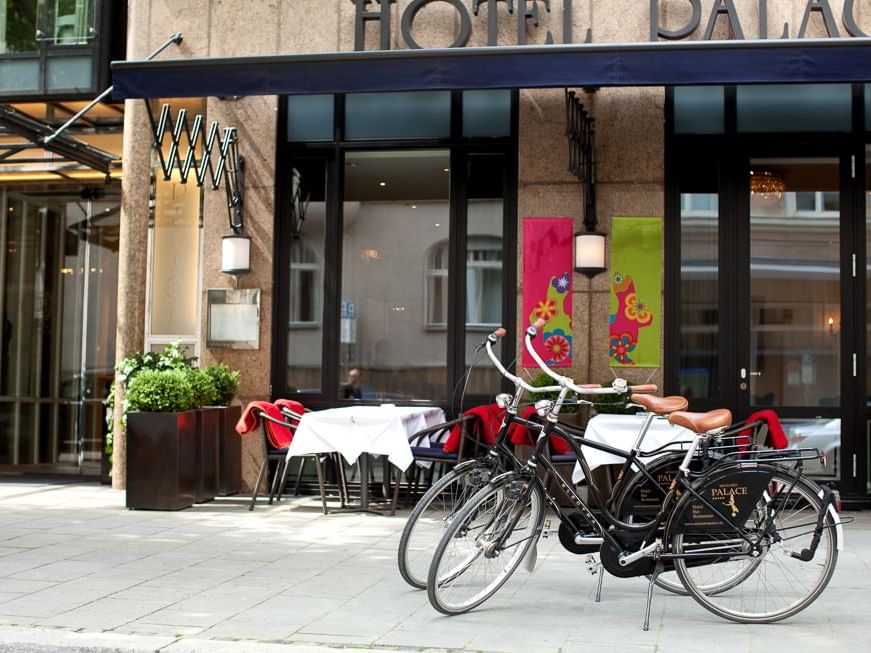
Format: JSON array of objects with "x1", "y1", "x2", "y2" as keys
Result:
[{"x1": 565, "y1": 89, "x2": 597, "y2": 232}]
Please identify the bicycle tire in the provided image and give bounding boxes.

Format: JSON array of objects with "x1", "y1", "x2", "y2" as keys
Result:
[
  {"x1": 669, "y1": 463, "x2": 838, "y2": 624},
  {"x1": 397, "y1": 460, "x2": 496, "y2": 589},
  {"x1": 426, "y1": 473, "x2": 545, "y2": 615}
]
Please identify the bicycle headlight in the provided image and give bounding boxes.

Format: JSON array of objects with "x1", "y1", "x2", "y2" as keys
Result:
[
  {"x1": 494, "y1": 393, "x2": 512, "y2": 409},
  {"x1": 534, "y1": 399, "x2": 552, "y2": 417}
]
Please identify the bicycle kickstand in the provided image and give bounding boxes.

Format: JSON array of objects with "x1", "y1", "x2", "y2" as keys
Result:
[{"x1": 642, "y1": 560, "x2": 664, "y2": 631}]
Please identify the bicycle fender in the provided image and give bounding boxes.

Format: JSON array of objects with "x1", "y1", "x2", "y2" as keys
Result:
[{"x1": 820, "y1": 488, "x2": 844, "y2": 551}]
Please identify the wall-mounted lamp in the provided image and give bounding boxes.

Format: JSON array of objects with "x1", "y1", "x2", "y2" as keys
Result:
[
  {"x1": 827, "y1": 316, "x2": 837, "y2": 336},
  {"x1": 574, "y1": 231, "x2": 606, "y2": 278},
  {"x1": 221, "y1": 234, "x2": 251, "y2": 278}
]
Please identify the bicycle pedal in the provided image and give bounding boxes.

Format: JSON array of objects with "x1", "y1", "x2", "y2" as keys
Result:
[{"x1": 585, "y1": 554, "x2": 599, "y2": 575}]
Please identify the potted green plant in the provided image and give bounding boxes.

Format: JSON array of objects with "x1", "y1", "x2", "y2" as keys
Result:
[
  {"x1": 105, "y1": 343, "x2": 196, "y2": 474},
  {"x1": 200, "y1": 364, "x2": 241, "y2": 496},
  {"x1": 188, "y1": 368, "x2": 221, "y2": 503},
  {"x1": 125, "y1": 368, "x2": 198, "y2": 510}
]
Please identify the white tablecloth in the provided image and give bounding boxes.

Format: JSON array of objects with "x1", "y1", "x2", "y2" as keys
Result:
[
  {"x1": 286, "y1": 405, "x2": 446, "y2": 471},
  {"x1": 571, "y1": 413, "x2": 694, "y2": 484}
]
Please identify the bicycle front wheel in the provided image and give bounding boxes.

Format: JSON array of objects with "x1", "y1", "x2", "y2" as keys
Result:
[
  {"x1": 398, "y1": 461, "x2": 495, "y2": 589},
  {"x1": 426, "y1": 473, "x2": 545, "y2": 615},
  {"x1": 670, "y1": 465, "x2": 839, "y2": 624}
]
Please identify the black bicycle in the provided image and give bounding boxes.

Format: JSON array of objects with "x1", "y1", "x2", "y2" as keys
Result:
[
  {"x1": 399, "y1": 327, "x2": 687, "y2": 591},
  {"x1": 426, "y1": 320, "x2": 844, "y2": 628}
]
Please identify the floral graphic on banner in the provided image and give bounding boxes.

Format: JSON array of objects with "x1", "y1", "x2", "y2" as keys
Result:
[
  {"x1": 522, "y1": 218, "x2": 573, "y2": 368},
  {"x1": 609, "y1": 218, "x2": 662, "y2": 368}
]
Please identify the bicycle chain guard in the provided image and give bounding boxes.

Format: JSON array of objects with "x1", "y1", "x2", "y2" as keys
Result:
[{"x1": 557, "y1": 511, "x2": 600, "y2": 555}]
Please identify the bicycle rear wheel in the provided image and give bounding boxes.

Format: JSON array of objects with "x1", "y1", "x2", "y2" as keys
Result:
[
  {"x1": 398, "y1": 461, "x2": 495, "y2": 589},
  {"x1": 426, "y1": 473, "x2": 545, "y2": 615},
  {"x1": 670, "y1": 464, "x2": 838, "y2": 623}
]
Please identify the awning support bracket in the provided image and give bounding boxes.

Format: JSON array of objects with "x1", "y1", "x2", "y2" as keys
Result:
[{"x1": 43, "y1": 32, "x2": 183, "y2": 146}]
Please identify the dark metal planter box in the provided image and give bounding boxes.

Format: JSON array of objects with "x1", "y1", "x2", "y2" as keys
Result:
[
  {"x1": 126, "y1": 410, "x2": 198, "y2": 510},
  {"x1": 217, "y1": 405, "x2": 242, "y2": 496},
  {"x1": 196, "y1": 407, "x2": 222, "y2": 503}
]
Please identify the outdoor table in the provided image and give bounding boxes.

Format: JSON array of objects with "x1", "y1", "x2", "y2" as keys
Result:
[
  {"x1": 571, "y1": 413, "x2": 694, "y2": 485},
  {"x1": 286, "y1": 404, "x2": 446, "y2": 513}
]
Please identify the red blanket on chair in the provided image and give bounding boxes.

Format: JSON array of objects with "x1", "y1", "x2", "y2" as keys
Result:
[
  {"x1": 274, "y1": 398, "x2": 305, "y2": 420},
  {"x1": 236, "y1": 400, "x2": 295, "y2": 449},
  {"x1": 739, "y1": 409, "x2": 788, "y2": 450},
  {"x1": 443, "y1": 404, "x2": 505, "y2": 454},
  {"x1": 508, "y1": 405, "x2": 572, "y2": 454}
]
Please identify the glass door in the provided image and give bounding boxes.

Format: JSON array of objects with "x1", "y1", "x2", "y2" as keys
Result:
[
  {"x1": 739, "y1": 157, "x2": 842, "y2": 479},
  {"x1": 0, "y1": 185, "x2": 118, "y2": 473}
]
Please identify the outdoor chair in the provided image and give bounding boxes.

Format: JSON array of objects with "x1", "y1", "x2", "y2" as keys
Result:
[
  {"x1": 272, "y1": 398, "x2": 349, "y2": 508},
  {"x1": 236, "y1": 400, "x2": 332, "y2": 513},
  {"x1": 392, "y1": 407, "x2": 494, "y2": 511}
]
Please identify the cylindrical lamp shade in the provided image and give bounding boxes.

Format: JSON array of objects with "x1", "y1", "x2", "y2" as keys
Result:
[
  {"x1": 221, "y1": 235, "x2": 251, "y2": 275},
  {"x1": 574, "y1": 232, "x2": 606, "y2": 277}
]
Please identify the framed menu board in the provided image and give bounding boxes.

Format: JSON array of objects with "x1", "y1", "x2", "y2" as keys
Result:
[{"x1": 206, "y1": 288, "x2": 260, "y2": 349}]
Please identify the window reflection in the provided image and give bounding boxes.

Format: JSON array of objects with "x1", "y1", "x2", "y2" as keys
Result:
[
  {"x1": 678, "y1": 160, "x2": 720, "y2": 401},
  {"x1": 749, "y1": 159, "x2": 840, "y2": 409},
  {"x1": 340, "y1": 150, "x2": 450, "y2": 401},
  {"x1": 286, "y1": 160, "x2": 326, "y2": 396}
]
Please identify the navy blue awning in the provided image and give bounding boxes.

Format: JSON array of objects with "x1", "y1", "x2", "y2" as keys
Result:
[{"x1": 112, "y1": 38, "x2": 871, "y2": 99}]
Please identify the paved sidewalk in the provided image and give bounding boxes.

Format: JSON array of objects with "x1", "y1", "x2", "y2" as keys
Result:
[{"x1": 0, "y1": 478, "x2": 867, "y2": 653}]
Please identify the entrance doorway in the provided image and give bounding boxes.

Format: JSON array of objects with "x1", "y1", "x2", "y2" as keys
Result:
[
  {"x1": 0, "y1": 184, "x2": 119, "y2": 474},
  {"x1": 671, "y1": 151, "x2": 865, "y2": 496}
]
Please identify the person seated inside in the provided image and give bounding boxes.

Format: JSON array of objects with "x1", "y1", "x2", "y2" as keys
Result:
[{"x1": 341, "y1": 368, "x2": 363, "y2": 399}]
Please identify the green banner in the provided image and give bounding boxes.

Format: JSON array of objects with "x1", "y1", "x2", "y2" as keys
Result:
[{"x1": 609, "y1": 217, "x2": 662, "y2": 368}]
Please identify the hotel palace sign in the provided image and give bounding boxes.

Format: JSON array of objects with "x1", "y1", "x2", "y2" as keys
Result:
[{"x1": 352, "y1": 0, "x2": 870, "y2": 50}]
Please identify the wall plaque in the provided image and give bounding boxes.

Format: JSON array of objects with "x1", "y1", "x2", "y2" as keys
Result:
[{"x1": 207, "y1": 288, "x2": 260, "y2": 349}]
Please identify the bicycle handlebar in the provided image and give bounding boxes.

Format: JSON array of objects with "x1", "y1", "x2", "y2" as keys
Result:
[
  {"x1": 484, "y1": 328, "x2": 561, "y2": 394},
  {"x1": 526, "y1": 318, "x2": 658, "y2": 397}
]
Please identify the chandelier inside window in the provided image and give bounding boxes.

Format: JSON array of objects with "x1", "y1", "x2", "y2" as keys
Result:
[{"x1": 750, "y1": 169, "x2": 786, "y2": 199}]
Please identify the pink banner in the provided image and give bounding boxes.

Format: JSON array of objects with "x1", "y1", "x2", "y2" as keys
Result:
[{"x1": 522, "y1": 217, "x2": 574, "y2": 368}]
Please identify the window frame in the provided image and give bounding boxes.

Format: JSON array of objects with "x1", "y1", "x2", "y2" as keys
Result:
[{"x1": 273, "y1": 90, "x2": 519, "y2": 408}]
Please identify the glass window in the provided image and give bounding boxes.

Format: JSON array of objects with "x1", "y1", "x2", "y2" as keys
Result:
[
  {"x1": 46, "y1": 55, "x2": 91, "y2": 90},
  {"x1": 37, "y1": 0, "x2": 95, "y2": 45},
  {"x1": 737, "y1": 84, "x2": 851, "y2": 132},
  {"x1": 425, "y1": 242, "x2": 448, "y2": 328},
  {"x1": 426, "y1": 235, "x2": 502, "y2": 329},
  {"x1": 0, "y1": 59, "x2": 38, "y2": 92},
  {"x1": 673, "y1": 86, "x2": 724, "y2": 134},
  {"x1": 289, "y1": 240, "x2": 320, "y2": 325},
  {"x1": 345, "y1": 92, "x2": 451, "y2": 140},
  {"x1": 678, "y1": 162, "x2": 720, "y2": 400},
  {"x1": 463, "y1": 90, "x2": 511, "y2": 138},
  {"x1": 287, "y1": 159, "x2": 326, "y2": 396},
  {"x1": 0, "y1": 0, "x2": 38, "y2": 53},
  {"x1": 287, "y1": 95, "x2": 334, "y2": 142},
  {"x1": 340, "y1": 149, "x2": 450, "y2": 400}
]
